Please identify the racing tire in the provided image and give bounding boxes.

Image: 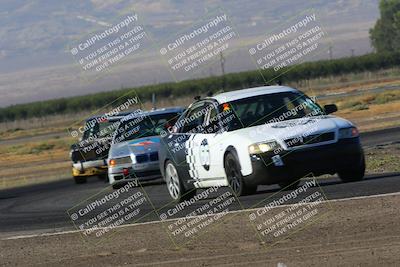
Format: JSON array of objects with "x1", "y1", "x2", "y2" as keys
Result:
[
  {"x1": 224, "y1": 153, "x2": 257, "y2": 196},
  {"x1": 338, "y1": 156, "x2": 366, "y2": 183},
  {"x1": 74, "y1": 176, "x2": 87, "y2": 184},
  {"x1": 165, "y1": 160, "x2": 196, "y2": 202}
]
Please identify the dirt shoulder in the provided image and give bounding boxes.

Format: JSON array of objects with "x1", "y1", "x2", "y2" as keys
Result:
[{"x1": 2, "y1": 193, "x2": 400, "y2": 266}]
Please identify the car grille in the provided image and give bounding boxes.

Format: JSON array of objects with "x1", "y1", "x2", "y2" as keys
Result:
[
  {"x1": 285, "y1": 132, "x2": 335, "y2": 148},
  {"x1": 114, "y1": 156, "x2": 132, "y2": 165},
  {"x1": 135, "y1": 152, "x2": 159, "y2": 163},
  {"x1": 150, "y1": 152, "x2": 159, "y2": 161},
  {"x1": 114, "y1": 175, "x2": 123, "y2": 181},
  {"x1": 136, "y1": 154, "x2": 148, "y2": 163}
]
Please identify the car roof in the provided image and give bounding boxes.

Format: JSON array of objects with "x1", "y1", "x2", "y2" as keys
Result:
[
  {"x1": 86, "y1": 111, "x2": 134, "y2": 122},
  {"x1": 87, "y1": 107, "x2": 184, "y2": 123},
  {"x1": 207, "y1": 86, "x2": 298, "y2": 103},
  {"x1": 121, "y1": 106, "x2": 185, "y2": 121}
]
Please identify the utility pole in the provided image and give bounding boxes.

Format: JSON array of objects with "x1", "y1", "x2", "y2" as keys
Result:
[
  {"x1": 220, "y1": 52, "x2": 226, "y2": 90},
  {"x1": 328, "y1": 46, "x2": 333, "y2": 60},
  {"x1": 351, "y1": 49, "x2": 355, "y2": 57},
  {"x1": 151, "y1": 93, "x2": 156, "y2": 110}
]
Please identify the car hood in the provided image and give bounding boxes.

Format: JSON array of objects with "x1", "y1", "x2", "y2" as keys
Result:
[
  {"x1": 109, "y1": 136, "x2": 161, "y2": 159},
  {"x1": 233, "y1": 115, "x2": 353, "y2": 145},
  {"x1": 70, "y1": 136, "x2": 112, "y2": 161}
]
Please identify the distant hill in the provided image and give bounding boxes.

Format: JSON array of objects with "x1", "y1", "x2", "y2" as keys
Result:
[{"x1": 0, "y1": 0, "x2": 380, "y2": 107}]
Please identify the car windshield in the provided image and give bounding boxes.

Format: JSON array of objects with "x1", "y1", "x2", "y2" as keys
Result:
[
  {"x1": 223, "y1": 91, "x2": 324, "y2": 131},
  {"x1": 82, "y1": 119, "x2": 115, "y2": 140},
  {"x1": 113, "y1": 112, "x2": 179, "y2": 143}
]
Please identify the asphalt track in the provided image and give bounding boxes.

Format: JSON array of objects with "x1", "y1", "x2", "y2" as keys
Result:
[{"x1": 0, "y1": 127, "x2": 399, "y2": 236}]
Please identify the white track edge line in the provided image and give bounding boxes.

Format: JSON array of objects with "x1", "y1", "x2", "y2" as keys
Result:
[{"x1": 3, "y1": 190, "x2": 400, "y2": 240}]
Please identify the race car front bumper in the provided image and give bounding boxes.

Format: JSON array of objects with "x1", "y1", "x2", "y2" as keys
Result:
[
  {"x1": 109, "y1": 161, "x2": 161, "y2": 185},
  {"x1": 72, "y1": 159, "x2": 108, "y2": 177},
  {"x1": 244, "y1": 137, "x2": 364, "y2": 186}
]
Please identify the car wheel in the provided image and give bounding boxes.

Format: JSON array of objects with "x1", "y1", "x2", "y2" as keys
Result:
[
  {"x1": 74, "y1": 176, "x2": 87, "y2": 184},
  {"x1": 165, "y1": 160, "x2": 196, "y2": 202},
  {"x1": 279, "y1": 179, "x2": 300, "y2": 190},
  {"x1": 224, "y1": 153, "x2": 257, "y2": 196},
  {"x1": 338, "y1": 156, "x2": 365, "y2": 182}
]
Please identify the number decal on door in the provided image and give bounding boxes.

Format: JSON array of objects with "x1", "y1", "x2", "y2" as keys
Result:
[{"x1": 199, "y1": 139, "x2": 210, "y2": 171}]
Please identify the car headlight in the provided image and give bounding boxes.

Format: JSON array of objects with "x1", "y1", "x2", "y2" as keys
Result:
[
  {"x1": 338, "y1": 127, "x2": 359, "y2": 139},
  {"x1": 248, "y1": 141, "x2": 281, "y2": 154}
]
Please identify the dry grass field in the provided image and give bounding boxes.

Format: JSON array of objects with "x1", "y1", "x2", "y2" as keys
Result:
[
  {"x1": 0, "y1": 137, "x2": 73, "y2": 189},
  {"x1": 1, "y1": 69, "x2": 400, "y2": 190}
]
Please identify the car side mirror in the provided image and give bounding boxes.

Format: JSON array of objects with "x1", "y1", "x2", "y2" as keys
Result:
[{"x1": 324, "y1": 104, "x2": 338, "y2": 114}]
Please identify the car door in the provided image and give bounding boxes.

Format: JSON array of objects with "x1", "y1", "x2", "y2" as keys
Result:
[
  {"x1": 162, "y1": 102, "x2": 208, "y2": 186},
  {"x1": 190, "y1": 100, "x2": 228, "y2": 187}
]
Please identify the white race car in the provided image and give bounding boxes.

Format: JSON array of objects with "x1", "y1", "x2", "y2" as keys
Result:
[{"x1": 158, "y1": 86, "x2": 365, "y2": 201}]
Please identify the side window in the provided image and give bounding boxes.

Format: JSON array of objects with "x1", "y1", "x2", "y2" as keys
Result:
[
  {"x1": 283, "y1": 97, "x2": 296, "y2": 111},
  {"x1": 180, "y1": 103, "x2": 207, "y2": 134}
]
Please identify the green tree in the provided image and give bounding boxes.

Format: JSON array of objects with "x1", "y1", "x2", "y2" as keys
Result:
[{"x1": 370, "y1": 0, "x2": 400, "y2": 53}]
